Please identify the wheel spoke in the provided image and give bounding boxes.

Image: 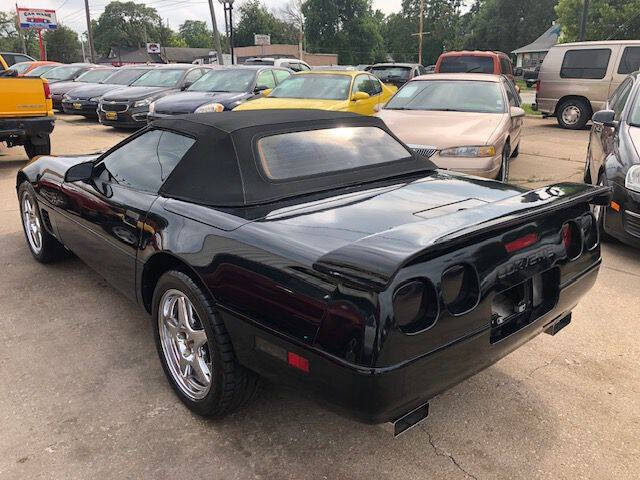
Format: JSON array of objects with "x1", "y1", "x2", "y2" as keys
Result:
[
  {"x1": 176, "y1": 296, "x2": 190, "y2": 330},
  {"x1": 178, "y1": 353, "x2": 190, "y2": 378},
  {"x1": 191, "y1": 329, "x2": 207, "y2": 350},
  {"x1": 191, "y1": 354, "x2": 210, "y2": 385}
]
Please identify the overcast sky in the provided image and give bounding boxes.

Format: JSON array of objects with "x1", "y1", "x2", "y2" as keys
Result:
[{"x1": 18, "y1": 0, "x2": 405, "y2": 38}]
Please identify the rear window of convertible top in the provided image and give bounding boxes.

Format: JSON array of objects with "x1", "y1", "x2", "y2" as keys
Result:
[{"x1": 256, "y1": 126, "x2": 411, "y2": 181}]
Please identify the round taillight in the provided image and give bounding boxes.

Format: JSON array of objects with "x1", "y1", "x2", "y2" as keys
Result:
[
  {"x1": 562, "y1": 222, "x2": 582, "y2": 260},
  {"x1": 441, "y1": 264, "x2": 480, "y2": 315},
  {"x1": 393, "y1": 279, "x2": 438, "y2": 335}
]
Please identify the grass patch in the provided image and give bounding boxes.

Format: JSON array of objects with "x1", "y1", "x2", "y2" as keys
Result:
[
  {"x1": 522, "y1": 103, "x2": 541, "y2": 116},
  {"x1": 516, "y1": 80, "x2": 533, "y2": 92}
]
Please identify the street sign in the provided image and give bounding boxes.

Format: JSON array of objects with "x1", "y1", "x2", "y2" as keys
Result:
[
  {"x1": 17, "y1": 7, "x2": 57, "y2": 30},
  {"x1": 254, "y1": 34, "x2": 271, "y2": 46},
  {"x1": 147, "y1": 43, "x2": 161, "y2": 54}
]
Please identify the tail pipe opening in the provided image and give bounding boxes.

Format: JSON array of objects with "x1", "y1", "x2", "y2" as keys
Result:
[
  {"x1": 385, "y1": 402, "x2": 430, "y2": 437},
  {"x1": 544, "y1": 312, "x2": 572, "y2": 336}
]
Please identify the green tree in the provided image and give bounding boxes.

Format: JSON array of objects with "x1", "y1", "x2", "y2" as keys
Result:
[
  {"x1": 0, "y1": 11, "x2": 39, "y2": 58},
  {"x1": 556, "y1": 0, "x2": 640, "y2": 42},
  {"x1": 43, "y1": 25, "x2": 82, "y2": 63},
  {"x1": 303, "y1": 0, "x2": 387, "y2": 64},
  {"x1": 234, "y1": 0, "x2": 298, "y2": 47},
  {"x1": 178, "y1": 20, "x2": 212, "y2": 48},
  {"x1": 463, "y1": 0, "x2": 558, "y2": 54},
  {"x1": 92, "y1": 1, "x2": 177, "y2": 55}
]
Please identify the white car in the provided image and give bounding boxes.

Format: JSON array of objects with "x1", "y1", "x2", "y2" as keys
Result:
[{"x1": 243, "y1": 57, "x2": 311, "y2": 72}]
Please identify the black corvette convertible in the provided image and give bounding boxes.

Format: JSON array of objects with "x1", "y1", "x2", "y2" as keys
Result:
[{"x1": 17, "y1": 110, "x2": 609, "y2": 435}]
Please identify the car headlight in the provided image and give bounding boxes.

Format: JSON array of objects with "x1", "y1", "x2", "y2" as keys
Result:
[
  {"x1": 148, "y1": 101, "x2": 155, "y2": 114},
  {"x1": 62, "y1": 94, "x2": 70, "y2": 100},
  {"x1": 439, "y1": 145, "x2": 496, "y2": 157},
  {"x1": 133, "y1": 98, "x2": 152, "y2": 108},
  {"x1": 626, "y1": 165, "x2": 640, "y2": 193},
  {"x1": 89, "y1": 97, "x2": 100, "y2": 102},
  {"x1": 194, "y1": 102, "x2": 225, "y2": 113}
]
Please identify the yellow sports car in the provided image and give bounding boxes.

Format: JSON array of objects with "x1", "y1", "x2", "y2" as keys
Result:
[{"x1": 233, "y1": 70, "x2": 397, "y2": 116}]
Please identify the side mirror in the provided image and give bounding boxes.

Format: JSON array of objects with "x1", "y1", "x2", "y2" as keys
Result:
[
  {"x1": 514, "y1": 67, "x2": 523, "y2": 77},
  {"x1": 181, "y1": 81, "x2": 193, "y2": 91},
  {"x1": 65, "y1": 161, "x2": 94, "y2": 183},
  {"x1": 510, "y1": 106, "x2": 526, "y2": 118},
  {"x1": 352, "y1": 91, "x2": 370, "y2": 102},
  {"x1": 254, "y1": 84, "x2": 270, "y2": 94},
  {"x1": 592, "y1": 109, "x2": 617, "y2": 128}
]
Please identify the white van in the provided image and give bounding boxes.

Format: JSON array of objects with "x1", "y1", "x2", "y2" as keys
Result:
[{"x1": 535, "y1": 40, "x2": 640, "y2": 129}]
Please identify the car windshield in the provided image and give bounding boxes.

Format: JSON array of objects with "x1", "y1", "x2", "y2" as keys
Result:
[
  {"x1": 385, "y1": 80, "x2": 506, "y2": 113},
  {"x1": 43, "y1": 65, "x2": 85, "y2": 80},
  {"x1": 132, "y1": 69, "x2": 185, "y2": 87},
  {"x1": 9, "y1": 62, "x2": 31, "y2": 74},
  {"x1": 76, "y1": 69, "x2": 115, "y2": 83},
  {"x1": 370, "y1": 66, "x2": 412, "y2": 81},
  {"x1": 25, "y1": 64, "x2": 58, "y2": 77},
  {"x1": 188, "y1": 69, "x2": 256, "y2": 92},
  {"x1": 439, "y1": 56, "x2": 494, "y2": 73},
  {"x1": 269, "y1": 74, "x2": 352, "y2": 100},
  {"x1": 102, "y1": 68, "x2": 150, "y2": 85}
]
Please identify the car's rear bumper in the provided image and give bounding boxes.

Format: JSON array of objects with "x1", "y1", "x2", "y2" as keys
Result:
[
  {"x1": 0, "y1": 116, "x2": 55, "y2": 139},
  {"x1": 603, "y1": 182, "x2": 640, "y2": 248},
  {"x1": 222, "y1": 262, "x2": 600, "y2": 424},
  {"x1": 62, "y1": 100, "x2": 98, "y2": 116}
]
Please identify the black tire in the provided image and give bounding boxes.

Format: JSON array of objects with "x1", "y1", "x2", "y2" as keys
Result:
[
  {"x1": 511, "y1": 143, "x2": 520, "y2": 158},
  {"x1": 18, "y1": 182, "x2": 66, "y2": 263},
  {"x1": 497, "y1": 142, "x2": 511, "y2": 182},
  {"x1": 24, "y1": 134, "x2": 51, "y2": 159},
  {"x1": 152, "y1": 270, "x2": 258, "y2": 417},
  {"x1": 556, "y1": 98, "x2": 591, "y2": 130}
]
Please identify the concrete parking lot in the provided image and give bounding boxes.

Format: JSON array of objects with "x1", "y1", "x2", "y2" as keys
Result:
[{"x1": 1, "y1": 115, "x2": 639, "y2": 479}]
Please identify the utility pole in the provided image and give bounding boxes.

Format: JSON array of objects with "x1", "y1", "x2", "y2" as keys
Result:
[
  {"x1": 579, "y1": 0, "x2": 590, "y2": 42},
  {"x1": 418, "y1": 0, "x2": 424, "y2": 65},
  {"x1": 207, "y1": 0, "x2": 224, "y2": 65},
  {"x1": 15, "y1": 4, "x2": 27, "y2": 54},
  {"x1": 411, "y1": 0, "x2": 426, "y2": 65},
  {"x1": 84, "y1": 0, "x2": 96, "y2": 63}
]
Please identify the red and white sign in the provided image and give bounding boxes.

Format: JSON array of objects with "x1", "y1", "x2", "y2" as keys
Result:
[{"x1": 17, "y1": 7, "x2": 57, "y2": 30}]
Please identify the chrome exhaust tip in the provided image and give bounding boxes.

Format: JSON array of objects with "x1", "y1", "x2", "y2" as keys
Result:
[{"x1": 383, "y1": 402, "x2": 430, "y2": 437}]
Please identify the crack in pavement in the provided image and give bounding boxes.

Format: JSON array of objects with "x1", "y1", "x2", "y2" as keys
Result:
[
  {"x1": 602, "y1": 265, "x2": 640, "y2": 279},
  {"x1": 527, "y1": 354, "x2": 562, "y2": 378},
  {"x1": 519, "y1": 151, "x2": 585, "y2": 163},
  {"x1": 421, "y1": 428, "x2": 479, "y2": 480}
]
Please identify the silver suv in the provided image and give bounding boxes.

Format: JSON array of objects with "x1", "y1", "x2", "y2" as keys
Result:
[{"x1": 535, "y1": 40, "x2": 640, "y2": 129}]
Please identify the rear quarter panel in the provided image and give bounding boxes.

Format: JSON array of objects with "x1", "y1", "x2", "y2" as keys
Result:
[{"x1": 0, "y1": 77, "x2": 52, "y2": 117}]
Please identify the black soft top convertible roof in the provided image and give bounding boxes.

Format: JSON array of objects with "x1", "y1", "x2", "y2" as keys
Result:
[{"x1": 154, "y1": 110, "x2": 437, "y2": 207}]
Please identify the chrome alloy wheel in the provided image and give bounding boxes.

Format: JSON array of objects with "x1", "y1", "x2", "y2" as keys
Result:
[
  {"x1": 22, "y1": 192, "x2": 42, "y2": 254},
  {"x1": 562, "y1": 105, "x2": 581, "y2": 126},
  {"x1": 158, "y1": 289, "x2": 212, "y2": 400}
]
